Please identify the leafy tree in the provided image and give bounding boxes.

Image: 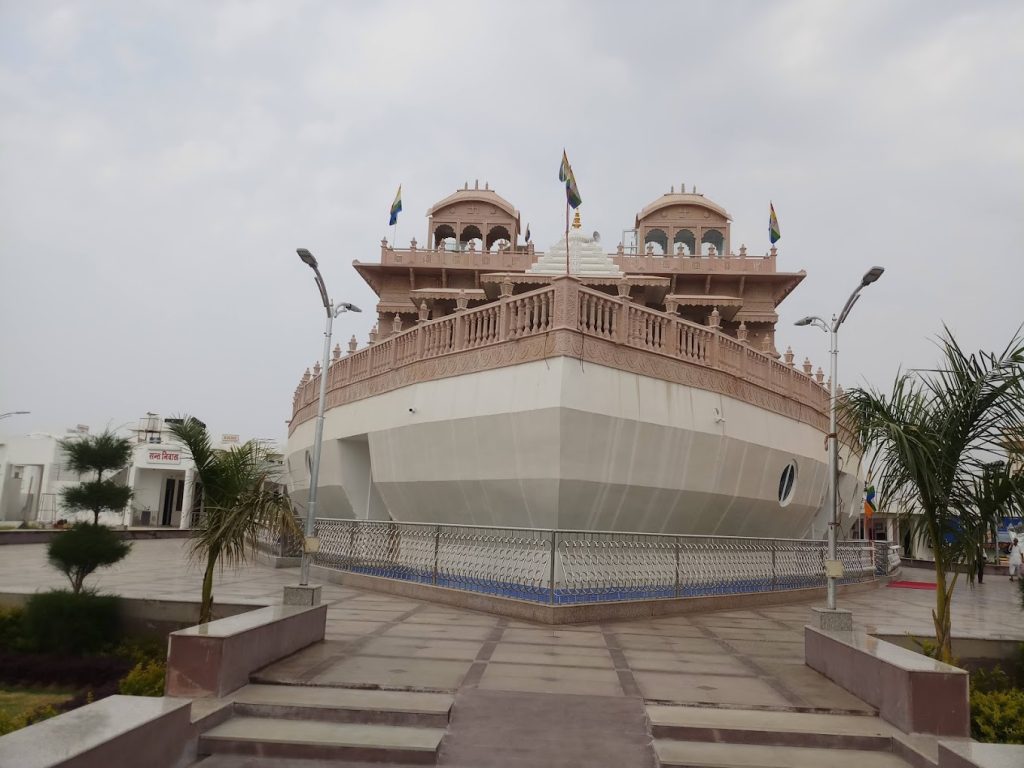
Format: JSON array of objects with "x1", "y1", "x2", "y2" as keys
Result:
[
  {"x1": 167, "y1": 416, "x2": 299, "y2": 624},
  {"x1": 843, "y1": 329, "x2": 1024, "y2": 663},
  {"x1": 59, "y1": 429, "x2": 133, "y2": 525},
  {"x1": 47, "y1": 522, "x2": 132, "y2": 593}
]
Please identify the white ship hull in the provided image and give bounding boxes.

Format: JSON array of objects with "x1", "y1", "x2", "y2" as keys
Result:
[{"x1": 286, "y1": 356, "x2": 861, "y2": 539}]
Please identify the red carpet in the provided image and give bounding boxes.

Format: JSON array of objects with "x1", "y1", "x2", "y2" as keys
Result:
[{"x1": 887, "y1": 580, "x2": 937, "y2": 590}]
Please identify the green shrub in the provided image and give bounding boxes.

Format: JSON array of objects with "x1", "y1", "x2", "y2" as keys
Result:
[
  {"x1": 21, "y1": 591, "x2": 122, "y2": 655},
  {"x1": 113, "y1": 636, "x2": 165, "y2": 666},
  {"x1": 970, "y1": 688, "x2": 1024, "y2": 744},
  {"x1": 118, "y1": 659, "x2": 166, "y2": 697},
  {"x1": 47, "y1": 523, "x2": 131, "y2": 594},
  {"x1": 0, "y1": 607, "x2": 27, "y2": 652},
  {"x1": 0, "y1": 703, "x2": 60, "y2": 737},
  {"x1": 971, "y1": 666, "x2": 1012, "y2": 694}
]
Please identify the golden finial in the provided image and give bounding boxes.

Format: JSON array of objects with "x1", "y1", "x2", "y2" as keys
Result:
[{"x1": 571, "y1": 209, "x2": 582, "y2": 229}]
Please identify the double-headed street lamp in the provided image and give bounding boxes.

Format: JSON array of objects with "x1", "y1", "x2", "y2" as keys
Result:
[
  {"x1": 296, "y1": 248, "x2": 361, "y2": 587},
  {"x1": 796, "y1": 266, "x2": 884, "y2": 612}
]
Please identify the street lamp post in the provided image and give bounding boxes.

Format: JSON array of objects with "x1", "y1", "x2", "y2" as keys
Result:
[
  {"x1": 295, "y1": 248, "x2": 361, "y2": 589},
  {"x1": 0, "y1": 411, "x2": 30, "y2": 421},
  {"x1": 796, "y1": 266, "x2": 884, "y2": 614}
]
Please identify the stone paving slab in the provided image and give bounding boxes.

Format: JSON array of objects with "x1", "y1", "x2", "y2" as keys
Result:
[
  {"x1": 633, "y1": 671, "x2": 793, "y2": 708},
  {"x1": 477, "y1": 662, "x2": 624, "y2": 697},
  {"x1": 438, "y1": 689, "x2": 656, "y2": 767}
]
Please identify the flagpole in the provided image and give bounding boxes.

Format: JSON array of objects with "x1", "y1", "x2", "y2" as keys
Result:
[{"x1": 565, "y1": 200, "x2": 570, "y2": 275}]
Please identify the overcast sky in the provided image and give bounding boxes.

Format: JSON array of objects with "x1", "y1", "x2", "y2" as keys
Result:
[{"x1": 1, "y1": 0, "x2": 1022, "y2": 445}]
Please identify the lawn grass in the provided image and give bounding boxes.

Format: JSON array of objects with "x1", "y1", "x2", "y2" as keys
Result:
[{"x1": 0, "y1": 686, "x2": 75, "y2": 718}]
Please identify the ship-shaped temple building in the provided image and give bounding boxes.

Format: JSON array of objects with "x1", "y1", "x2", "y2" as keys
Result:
[{"x1": 286, "y1": 182, "x2": 862, "y2": 539}]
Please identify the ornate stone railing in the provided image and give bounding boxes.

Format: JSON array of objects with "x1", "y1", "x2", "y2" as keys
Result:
[
  {"x1": 379, "y1": 245, "x2": 782, "y2": 274},
  {"x1": 311, "y1": 518, "x2": 892, "y2": 605},
  {"x1": 613, "y1": 251, "x2": 779, "y2": 274},
  {"x1": 290, "y1": 276, "x2": 830, "y2": 433}
]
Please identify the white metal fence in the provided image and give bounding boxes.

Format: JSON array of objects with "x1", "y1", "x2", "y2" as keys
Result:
[{"x1": 311, "y1": 518, "x2": 896, "y2": 605}]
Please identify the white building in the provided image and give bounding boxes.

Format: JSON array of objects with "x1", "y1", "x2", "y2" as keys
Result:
[{"x1": 0, "y1": 415, "x2": 270, "y2": 528}]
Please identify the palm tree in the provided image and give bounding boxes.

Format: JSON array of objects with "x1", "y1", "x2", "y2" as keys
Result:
[
  {"x1": 842, "y1": 329, "x2": 1024, "y2": 663},
  {"x1": 168, "y1": 416, "x2": 300, "y2": 624},
  {"x1": 60, "y1": 429, "x2": 134, "y2": 525}
]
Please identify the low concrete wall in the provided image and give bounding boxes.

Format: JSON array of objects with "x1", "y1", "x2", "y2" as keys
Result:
[
  {"x1": 938, "y1": 740, "x2": 1024, "y2": 768},
  {"x1": 0, "y1": 592, "x2": 262, "y2": 637},
  {"x1": 876, "y1": 632, "x2": 1024, "y2": 672},
  {"x1": 166, "y1": 604, "x2": 327, "y2": 698},
  {"x1": 805, "y1": 626, "x2": 970, "y2": 737},
  {"x1": 0, "y1": 528, "x2": 192, "y2": 546},
  {"x1": 311, "y1": 564, "x2": 886, "y2": 624},
  {"x1": 0, "y1": 695, "x2": 194, "y2": 768}
]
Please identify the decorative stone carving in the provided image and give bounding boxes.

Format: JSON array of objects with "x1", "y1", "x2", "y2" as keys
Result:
[
  {"x1": 617, "y1": 242, "x2": 624, "y2": 255},
  {"x1": 418, "y1": 301, "x2": 429, "y2": 323},
  {"x1": 301, "y1": 368, "x2": 311, "y2": 383},
  {"x1": 784, "y1": 346, "x2": 795, "y2": 367},
  {"x1": 737, "y1": 322, "x2": 748, "y2": 344},
  {"x1": 409, "y1": 238, "x2": 417, "y2": 251},
  {"x1": 815, "y1": 367, "x2": 825, "y2": 384},
  {"x1": 616, "y1": 279, "x2": 631, "y2": 298},
  {"x1": 664, "y1": 299, "x2": 678, "y2": 314},
  {"x1": 332, "y1": 343, "x2": 341, "y2": 361},
  {"x1": 708, "y1": 308, "x2": 721, "y2": 328},
  {"x1": 456, "y1": 290, "x2": 469, "y2": 311},
  {"x1": 368, "y1": 325, "x2": 378, "y2": 345},
  {"x1": 348, "y1": 335, "x2": 358, "y2": 354},
  {"x1": 313, "y1": 361, "x2": 321, "y2": 375},
  {"x1": 500, "y1": 276, "x2": 514, "y2": 298},
  {"x1": 761, "y1": 335, "x2": 772, "y2": 354},
  {"x1": 392, "y1": 314, "x2": 402, "y2": 334},
  {"x1": 381, "y1": 237, "x2": 388, "y2": 248},
  {"x1": 803, "y1": 357, "x2": 813, "y2": 375}
]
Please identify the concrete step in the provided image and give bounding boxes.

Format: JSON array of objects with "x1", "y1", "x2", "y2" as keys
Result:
[
  {"x1": 189, "y1": 755, "x2": 429, "y2": 767},
  {"x1": 229, "y1": 684, "x2": 453, "y2": 728},
  {"x1": 654, "y1": 740, "x2": 915, "y2": 767},
  {"x1": 647, "y1": 705, "x2": 897, "y2": 750},
  {"x1": 198, "y1": 716, "x2": 445, "y2": 764}
]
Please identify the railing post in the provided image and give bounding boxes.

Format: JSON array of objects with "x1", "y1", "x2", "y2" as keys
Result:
[
  {"x1": 549, "y1": 530, "x2": 558, "y2": 605},
  {"x1": 674, "y1": 539, "x2": 680, "y2": 598},
  {"x1": 709, "y1": 329, "x2": 720, "y2": 367},
  {"x1": 615, "y1": 302, "x2": 628, "y2": 344},
  {"x1": 433, "y1": 525, "x2": 440, "y2": 585}
]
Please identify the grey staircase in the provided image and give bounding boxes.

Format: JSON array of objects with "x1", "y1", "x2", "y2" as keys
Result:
[
  {"x1": 647, "y1": 705, "x2": 944, "y2": 768},
  {"x1": 194, "y1": 684, "x2": 451, "y2": 765}
]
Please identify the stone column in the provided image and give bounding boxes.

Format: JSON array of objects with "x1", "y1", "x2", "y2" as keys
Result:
[{"x1": 179, "y1": 468, "x2": 195, "y2": 530}]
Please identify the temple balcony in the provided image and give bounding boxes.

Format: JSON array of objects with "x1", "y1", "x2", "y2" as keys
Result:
[{"x1": 290, "y1": 276, "x2": 831, "y2": 438}]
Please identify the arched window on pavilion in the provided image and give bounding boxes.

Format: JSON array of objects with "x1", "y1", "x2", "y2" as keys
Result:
[
  {"x1": 486, "y1": 225, "x2": 512, "y2": 252},
  {"x1": 459, "y1": 224, "x2": 484, "y2": 252},
  {"x1": 673, "y1": 229, "x2": 696, "y2": 256},
  {"x1": 644, "y1": 228, "x2": 668, "y2": 255},
  {"x1": 701, "y1": 228, "x2": 724, "y2": 256},
  {"x1": 433, "y1": 224, "x2": 457, "y2": 250}
]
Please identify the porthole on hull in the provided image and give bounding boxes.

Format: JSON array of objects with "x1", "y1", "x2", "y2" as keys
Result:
[{"x1": 778, "y1": 462, "x2": 798, "y2": 507}]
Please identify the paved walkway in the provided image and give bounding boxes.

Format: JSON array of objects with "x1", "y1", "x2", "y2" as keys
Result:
[
  {"x1": 2, "y1": 540, "x2": 1020, "y2": 710},
  {"x1": 2, "y1": 540, "x2": 1022, "y2": 766}
]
